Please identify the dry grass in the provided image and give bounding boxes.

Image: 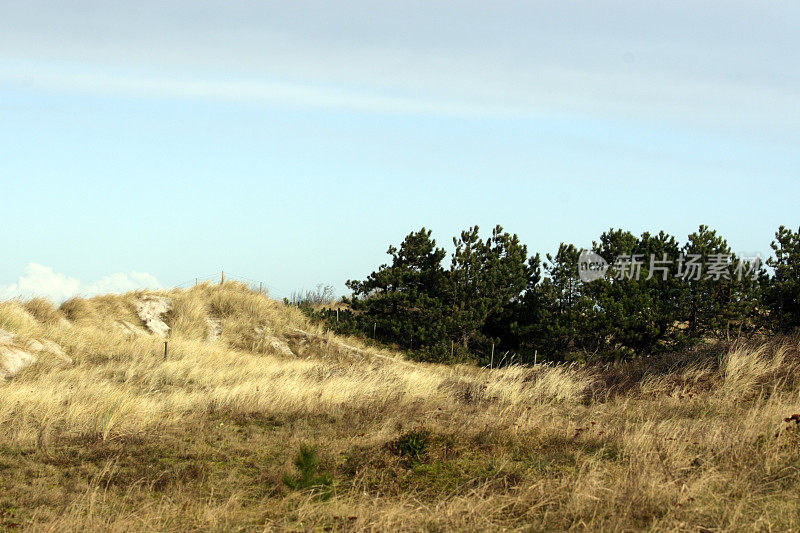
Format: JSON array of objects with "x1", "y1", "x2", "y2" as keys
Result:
[{"x1": 0, "y1": 282, "x2": 799, "y2": 531}]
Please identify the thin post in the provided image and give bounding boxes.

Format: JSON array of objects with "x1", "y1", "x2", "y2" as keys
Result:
[
  {"x1": 195, "y1": 278, "x2": 198, "y2": 286},
  {"x1": 373, "y1": 322, "x2": 376, "y2": 337},
  {"x1": 221, "y1": 271, "x2": 224, "y2": 284},
  {"x1": 490, "y1": 343, "x2": 494, "y2": 369},
  {"x1": 534, "y1": 350, "x2": 538, "y2": 365},
  {"x1": 164, "y1": 341, "x2": 168, "y2": 360}
]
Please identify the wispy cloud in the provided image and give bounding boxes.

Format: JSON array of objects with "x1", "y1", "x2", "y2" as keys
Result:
[
  {"x1": 0, "y1": 61, "x2": 513, "y2": 118},
  {"x1": 0, "y1": 263, "x2": 162, "y2": 303},
  {"x1": 1, "y1": 57, "x2": 797, "y2": 135},
  {"x1": 0, "y1": 1, "x2": 797, "y2": 132}
]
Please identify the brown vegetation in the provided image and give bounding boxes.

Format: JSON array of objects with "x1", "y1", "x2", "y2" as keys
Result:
[{"x1": 0, "y1": 282, "x2": 798, "y2": 531}]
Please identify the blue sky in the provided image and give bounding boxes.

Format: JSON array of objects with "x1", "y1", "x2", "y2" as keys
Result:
[{"x1": 1, "y1": 1, "x2": 798, "y2": 300}]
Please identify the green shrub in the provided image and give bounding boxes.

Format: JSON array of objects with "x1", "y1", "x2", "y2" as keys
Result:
[
  {"x1": 388, "y1": 427, "x2": 431, "y2": 465},
  {"x1": 282, "y1": 445, "x2": 332, "y2": 499}
]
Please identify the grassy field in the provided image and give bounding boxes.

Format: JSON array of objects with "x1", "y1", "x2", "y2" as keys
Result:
[{"x1": 1, "y1": 282, "x2": 799, "y2": 531}]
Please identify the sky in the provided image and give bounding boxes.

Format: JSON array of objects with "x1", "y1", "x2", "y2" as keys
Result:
[{"x1": 1, "y1": 1, "x2": 798, "y2": 301}]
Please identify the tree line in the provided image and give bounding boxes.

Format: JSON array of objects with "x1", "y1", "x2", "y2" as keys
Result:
[{"x1": 306, "y1": 225, "x2": 800, "y2": 364}]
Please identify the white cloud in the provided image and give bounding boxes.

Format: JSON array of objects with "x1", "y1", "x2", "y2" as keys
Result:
[
  {"x1": 0, "y1": 263, "x2": 162, "y2": 303},
  {"x1": 0, "y1": 62, "x2": 510, "y2": 118},
  {"x1": 0, "y1": 1, "x2": 797, "y2": 133}
]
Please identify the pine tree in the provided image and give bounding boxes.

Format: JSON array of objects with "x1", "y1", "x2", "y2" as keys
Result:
[
  {"x1": 445, "y1": 225, "x2": 529, "y2": 357},
  {"x1": 485, "y1": 253, "x2": 542, "y2": 362},
  {"x1": 682, "y1": 225, "x2": 750, "y2": 340},
  {"x1": 344, "y1": 228, "x2": 448, "y2": 352},
  {"x1": 534, "y1": 243, "x2": 598, "y2": 358},
  {"x1": 765, "y1": 226, "x2": 800, "y2": 333},
  {"x1": 587, "y1": 230, "x2": 686, "y2": 355}
]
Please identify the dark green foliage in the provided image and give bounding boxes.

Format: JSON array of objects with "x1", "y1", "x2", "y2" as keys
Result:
[
  {"x1": 333, "y1": 226, "x2": 529, "y2": 362},
  {"x1": 635, "y1": 231, "x2": 691, "y2": 349},
  {"x1": 481, "y1": 253, "x2": 542, "y2": 362},
  {"x1": 314, "y1": 223, "x2": 796, "y2": 363},
  {"x1": 588, "y1": 229, "x2": 686, "y2": 355},
  {"x1": 343, "y1": 228, "x2": 449, "y2": 353},
  {"x1": 533, "y1": 243, "x2": 598, "y2": 358},
  {"x1": 679, "y1": 226, "x2": 765, "y2": 340},
  {"x1": 682, "y1": 225, "x2": 733, "y2": 339},
  {"x1": 446, "y1": 225, "x2": 530, "y2": 355},
  {"x1": 282, "y1": 445, "x2": 333, "y2": 498},
  {"x1": 388, "y1": 428, "x2": 431, "y2": 464},
  {"x1": 765, "y1": 226, "x2": 800, "y2": 333}
]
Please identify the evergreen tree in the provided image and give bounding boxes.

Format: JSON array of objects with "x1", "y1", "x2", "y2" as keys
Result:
[
  {"x1": 589, "y1": 229, "x2": 653, "y2": 357},
  {"x1": 534, "y1": 243, "x2": 598, "y2": 358},
  {"x1": 485, "y1": 253, "x2": 542, "y2": 361},
  {"x1": 331, "y1": 224, "x2": 782, "y2": 364},
  {"x1": 636, "y1": 231, "x2": 687, "y2": 349},
  {"x1": 344, "y1": 228, "x2": 448, "y2": 351},
  {"x1": 446, "y1": 225, "x2": 529, "y2": 357},
  {"x1": 588, "y1": 230, "x2": 685, "y2": 355},
  {"x1": 682, "y1": 225, "x2": 758, "y2": 340},
  {"x1": 765, "y1": 226, "x2": 800, "y2": 333}
]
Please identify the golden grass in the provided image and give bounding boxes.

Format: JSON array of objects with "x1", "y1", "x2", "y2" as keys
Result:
[{"x1": 0, "y1": 282, "x2": 799, "y2": 531}]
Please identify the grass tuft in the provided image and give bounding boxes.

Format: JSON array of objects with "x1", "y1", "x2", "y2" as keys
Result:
[{"x1": 0, "y1": 283, "x2": 798, "y2": 530}]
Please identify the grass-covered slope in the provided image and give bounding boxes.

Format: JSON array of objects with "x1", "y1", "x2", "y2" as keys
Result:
[{"x1": 0, "y1": 282, "x2": 799, "y2": 531}]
